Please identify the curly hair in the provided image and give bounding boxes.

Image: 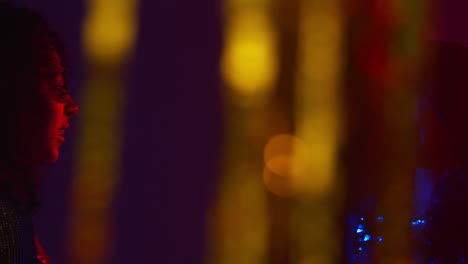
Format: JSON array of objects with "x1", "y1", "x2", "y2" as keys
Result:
[{"x1": 0, "y1": 2, "x2": 67, "y2": 212}]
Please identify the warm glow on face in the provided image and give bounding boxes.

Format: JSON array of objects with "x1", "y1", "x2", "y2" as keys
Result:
[{"x1": 221, "y1": 10, "x2": 277, "y2": 98}]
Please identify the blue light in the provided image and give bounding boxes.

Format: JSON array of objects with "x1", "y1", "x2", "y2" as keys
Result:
[
  {"x1": 351, "y1": 215, "x2": 429, "y2": 263},
  {"x1": 412, "y1": 219, "x2": 426, "y2": 226}
]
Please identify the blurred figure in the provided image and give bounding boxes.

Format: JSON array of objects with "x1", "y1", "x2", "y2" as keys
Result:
[
  {"x1": 0, "y1": 2, "x2": 78, "y2": 263},
  {"x1": 418, "y1": 41, "x2": 468, "y2": 264}
]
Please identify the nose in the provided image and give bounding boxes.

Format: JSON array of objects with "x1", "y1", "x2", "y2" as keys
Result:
[{"x1": 65, "y1": 97, "x2": 79, "y2": 118}]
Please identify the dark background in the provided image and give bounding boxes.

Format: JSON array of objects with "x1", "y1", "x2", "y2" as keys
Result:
[
  {"x1": 14, "y1": 0, "x2": 222, "y2": 263},
  {"x1": 11, "y1": 0, "x2": 468, "y2": 263}
]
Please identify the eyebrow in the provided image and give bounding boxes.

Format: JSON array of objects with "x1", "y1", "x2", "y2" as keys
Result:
[
  {"x1": 37, "y1": 66, "x2": 64, "y2": 77},
  {"x1": 51, "y1": 65, "x2": 65, "y2": 74}
]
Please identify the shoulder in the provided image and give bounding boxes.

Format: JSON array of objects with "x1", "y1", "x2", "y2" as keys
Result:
[{"x1": 0, "y1": 197, "x2": 37, "y2": 263}]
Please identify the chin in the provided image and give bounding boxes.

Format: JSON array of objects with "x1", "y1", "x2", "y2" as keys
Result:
[
  {"x1": 43, "y1": 156, "x2": 59, "y2": 165},
  {"x1": 26, "y1": 149, "x2": 59, "y2": 166},
  {"x1": 43, "y1": 150, "x2": 60, "y2": 165},
  {"x1": 13, "y1": 141, "x2": 60, "y2": 166}
]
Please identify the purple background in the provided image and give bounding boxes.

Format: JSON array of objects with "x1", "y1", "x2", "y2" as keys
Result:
[
  {"x1": 10, "y1": 0, "x2": 468, "y2": 263},
  {"x1": 13, "y1": 0, "x2": 222, "y2": 263}
]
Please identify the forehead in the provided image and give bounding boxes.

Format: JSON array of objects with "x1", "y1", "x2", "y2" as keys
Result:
[
  {"x1": 33, "y1": 49, "x2": 65, "y2": 92},
  {"x1": 33, "y1": 43, "x2": 64, "y2": 75}
]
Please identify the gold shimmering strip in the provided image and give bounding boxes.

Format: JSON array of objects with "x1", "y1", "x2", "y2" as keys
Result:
[
  {"x1": 293, "y1": 0, "x2": 344, "y2": 263},
  {"x1": 221, "y1": 0, "x2": 278, "y2": 106},
  {"x1": 67, "y1": 1, "x2": 139, "y2": 264},
  {"x1": 206, "y1": 0, "x2": 278, "y2": 263}
]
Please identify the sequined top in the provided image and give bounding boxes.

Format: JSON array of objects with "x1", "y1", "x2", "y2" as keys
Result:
[{"x1": 0, "y1": 196, "x2": 51, "y2": 264}]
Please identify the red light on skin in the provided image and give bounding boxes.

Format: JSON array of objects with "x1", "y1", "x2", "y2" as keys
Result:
[
  {"x1": 58, "y1": 135, "x2": 65, "y2": 144},
  {"x1": 35, "y1": 236, "x2": 52, "y2": 264}
]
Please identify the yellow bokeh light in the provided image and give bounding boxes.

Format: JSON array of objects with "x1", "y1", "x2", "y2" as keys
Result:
[
  {"x1": 221, "y1": 10, "x2": 277, "y2": 98},
  {"x1": 295, "y1": 4, "x2": 343, "y2": 199},
  {"x1": 263, "y1": 133, "x2": 336, "y2": 197},
  {"x1": 263, "y1": 134, "x2": 309, "y2": 197},
  {"x1": 291, "y1": 1, "x2": 344, "y2": 263},
  {"x1": 83, "y1": 0, "x2": 138, "y2": 63},
  {"x1": 263, "y1": 134, "x2": 302, "y2": 163},
  {"x1": 263, "y1": 156, "x2": 302, "y2": 197},
  {"x1": 69, "y1": 0, "x2": 138, "y2": 263}
]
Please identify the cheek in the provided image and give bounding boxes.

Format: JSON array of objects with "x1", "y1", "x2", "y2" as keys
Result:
[
  {"x1": 48, "y1": 102, "x2": 64, "y2": 128},
  {"x1": 42, "y1": 102, "x2": 65, "y2": 145},
  {"x1": 26, "y1": 100, "x2": 62, "y2": 133},
  {"x1": 16, "y1": 99, "x2": 64, "y2": 165}
]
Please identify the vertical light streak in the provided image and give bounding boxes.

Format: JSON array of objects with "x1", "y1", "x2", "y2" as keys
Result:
[
  {"x1": 208, "y1": 0, "x2": 277, "y2": 263},
  {"x1": 67, "y1": 1, "x2": 139, "y2": 264},
  {"x1": 293, "y1": 0, "x2": 344, "y2": 263},
  {"x1": 221, "y1": 0, "x2": 278, "y2": 106},
  {"x1": 374, "y1": 0, "x2": 425, "y2": 262}
]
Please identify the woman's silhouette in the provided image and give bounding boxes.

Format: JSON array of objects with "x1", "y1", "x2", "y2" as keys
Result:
[{"x1": 0, "y1": 2, "x2": 78, "y2": 263}]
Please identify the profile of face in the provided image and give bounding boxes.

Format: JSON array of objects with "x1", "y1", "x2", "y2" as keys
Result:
[{"x1": 13, "y1": 46, "x2": 79, "y2": 166}]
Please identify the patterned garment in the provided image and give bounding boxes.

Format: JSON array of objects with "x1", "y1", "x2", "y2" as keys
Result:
[{"x1": 0, "y1": 196, "x2": 51, "y2": 264}]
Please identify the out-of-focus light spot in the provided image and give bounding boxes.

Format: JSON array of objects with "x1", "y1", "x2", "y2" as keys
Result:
[
  {"x1": 262, "y1": 134, "x2": 309, "y2": 197},
  {"x1": 263, "y1": 134, "x2": 307, "y2": 164},
  {"x1": 377, "y1": 216, "x2": 384, "y2": 221},
  {"x1": 263, "y1": 157, "x2": 297, "y2": 197},
  {"x1": 358, "y1": 247, "x2": 363, "y2": 251},
  {"x1": 295, "y1": 3, "x2": 343, "y2": 198},
  {"x1": 378, "y1": 237, "x2": 384, "y2": 242},
  {"x1": 356, "y1": 229, "x2": 364, "y2": 233},
  {"x1": 363, "y1": 234, "x2": 371, "y2": 241},
  {"x1": 280, "y1": 0, "x2": 343, "y2": 263},
  {"x1": 70, "y1": 0, "x2": 139, "y2": 264},
  {"x1": 221, "y1": 10, "x2": 278, "y2": 99},
  {"x1": 360, "y1": 217, "x2": 365, "y2": 221},
  {"x1": 357, "y1": 224, "x2": 365, "y2": 229},
  {"x1": 263, "y1": 133, "x2": 335, "y2": 197},
  {"x1": 83, "y1": 0, "x2": 139, "y2": 63},
  {"x1": 212, "y1": 165, "x2": 269, "y2": 264},
  {"x1": 411, "y1": 219, "x2": 427, "y2": 226}
]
